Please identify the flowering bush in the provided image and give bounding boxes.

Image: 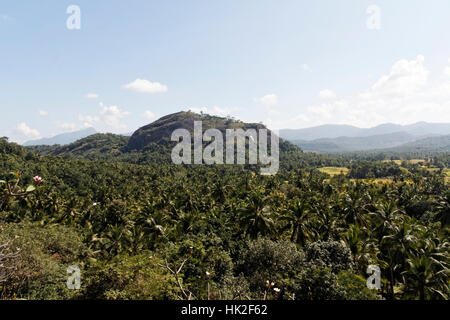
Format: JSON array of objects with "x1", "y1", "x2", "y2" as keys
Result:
[
  {"x1": 0, "y1": 172, "x2": 40, "y2": 211},
  {"x1": 33, "y1": 176, "x2": 43, "y2": 185}
]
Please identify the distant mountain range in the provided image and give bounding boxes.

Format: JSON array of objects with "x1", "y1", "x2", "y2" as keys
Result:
[
  {"x1": 23, "y1": 128, "x2": 134, "y2": 146},
  {"x1": 25, "y1": 111, "x2": 282, "y2": 162},
  {"x1": 386, "y1": 135, "x2": 450, "y2": 153},
  {"x1": 279, "y1": 122, "x2": 450, "y2": 141},
  {"x1": 292, "y1": 132, "x2": 417, "y2": 153},
  {"x1": 22, "y1": 116, "x2": 450, "y2": 154},
  {"x1": 279, "y1": 122, "x2": 450, "y2": 153},
  {"x1": 24, "y1": 128, "x2": 97, "y2": 146}
]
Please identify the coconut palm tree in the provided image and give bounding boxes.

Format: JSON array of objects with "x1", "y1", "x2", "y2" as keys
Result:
[
  {"x1": 369, "y1": 201, "x2": 405, "y2": 299},
  {"x1": 435, "y1": 192, "x2": 450, "y2": 226},
  {"x1": 402, "y1": 228, "x2": 450, "y2": 300},
  {"x1": 341, "y1": 224, "x2": 377, "y2": 270},
  {"x1": 279, "y1": 199, "x2": 312, "y2": 245},
  {"x1": 239, "y1": 191, "x2": 274, "y2": 239}
]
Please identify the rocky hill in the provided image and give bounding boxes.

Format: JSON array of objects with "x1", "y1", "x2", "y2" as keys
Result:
[
  {"x1": 126, "y1": 111, "x2": 268, "y2": 151},
  {"x1": 26, "y1": 111, "x2": 293, "y2": 164}
]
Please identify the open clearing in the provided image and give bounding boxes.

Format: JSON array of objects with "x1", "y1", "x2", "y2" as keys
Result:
[
  {"x1": 318, "y1": 167, "x2": 349, "y2": 176},
  {"x1": 382, "y1": 159, "x2": 428, "y2": 165}
]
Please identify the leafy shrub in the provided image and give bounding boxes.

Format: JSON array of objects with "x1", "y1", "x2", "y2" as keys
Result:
[
  {"x1": 337, "y1": 271, "x2": 382, "y2": 300},
  {"x1": 238, "y1": 238, "x2": 304, "y2": 292},
  {"x1": 305, "y1": 241, "x2": 354, "y2": 274},
  {"x1": 0, "y1": 221, "x2": 87, "y2": 299},
  {"x1": 289, "y1": 265, "x2": 345, "y2": 300},
  {"x1": 160, "y1": 236, "x2": 234, "y2": 299},
  {"x1": 83, "y1": 254, "x2": 179, "y2": 300}
]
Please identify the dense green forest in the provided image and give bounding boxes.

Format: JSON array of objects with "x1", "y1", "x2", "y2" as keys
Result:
[{"x1": 0, "y1": 113, "x2": 449, "y2": 300}]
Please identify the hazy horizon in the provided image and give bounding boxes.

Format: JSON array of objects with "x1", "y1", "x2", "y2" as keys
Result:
[{"x1": 21, "y1": 111, "x2": 450, "y2": 141}]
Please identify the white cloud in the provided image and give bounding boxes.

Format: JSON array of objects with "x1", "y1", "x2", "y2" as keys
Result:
[
  {"x1": 318, "y1": 89, "x2": 336, "y2": 100},
  {"x1": 271, "y1": 55, "x2": 450, "y2": 129},
  {"x1": 256, "y1": 94, "x2": 279, "y2": 116},
  {"x1": 85, "y1": 93, "x2": 99, "y2": 99},
  {"x1": 14, "y1": 123, "x2": 40, "y2": 139},
  {"x1": 123, "y1": 79, "x2": 168, "y2": 93},
  {"x1": 56, "y1": 122, "x2": 78, "y2": 132},
  {"x1": 78, "y1": 102, "x2": 130, "y2": 130},
  {"x1": 39, "y1": 110, "x2": 48, "y2": 116},
  {"x1": 144, "y1": 110, "x2": 156, "y2": 120},
  {"x1": 445, "y1": 67, "x2": 450, "y2": 77},
  {"x1": 99, "y1": 103, "x2": 130, "y2": 129},
  {"x1": 301, "y1": 64, "x2": 312, "y2": 72},
  {"x1": 190, "y1": 107, "x2": 208, "y2": 114},
  {"x1": 444, "y1": 59, "x2": 450, "y2": 76},
  {"x1": 190, "y1": 106, "x2": 237, "y2": 117},
  {"x1": 257, "y1": 94, "x2": 278, "y2": 106},
  {"x1": 78, "y1": 114, "x2": 100, "y2": 128},
  {"x1": 369, "y1": 55, "x2": 428, "y2": 98},
  {"x1": 209, "y1": 106, "x2": 235, "y2": 117}
]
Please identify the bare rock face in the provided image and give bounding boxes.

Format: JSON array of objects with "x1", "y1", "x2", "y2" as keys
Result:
[{"x1": 126, "y1": 111, "x2": 268, "y2": 151}]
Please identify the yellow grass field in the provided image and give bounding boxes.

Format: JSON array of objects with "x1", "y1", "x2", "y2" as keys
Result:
[
  {"x1": 318, "y1": 167, "x2": 349, "y2": 176},
  {"x1": 444, "y1": 169, "x2": 450, "y2": 183},
  {"x1": 348, "y1": 178, "x2": 415, "y2": 185},
  {"x1": 319, "y1": 165, "x2": 449, "y2": 183},
  {"x1": 383, "y1": 159, "x2": 447, "y2": 176},
  {"x1": 382, "y1": 159, "x2": 428, "y2": 165}
]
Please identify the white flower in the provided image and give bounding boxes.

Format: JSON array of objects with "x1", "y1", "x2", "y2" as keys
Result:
[{"x1": 33, "y1": 176, "x2": 43, "y2": 185}]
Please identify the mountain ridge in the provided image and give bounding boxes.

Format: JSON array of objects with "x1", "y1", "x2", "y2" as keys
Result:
[
  {"x1": 24, "y1": 127, "x2": 97, "y2": 146},
  {"x1": 127, "y1": 111, "x2": 269, "y2": 151},
  {"x1": 26, "y1": 111, "x2": 293, "y2": 163},
  {"x1": 279, "y1": 122, "x2": 450, "y2": 141},
  {"x1": 292, "y1": 132, "x2": 418, "y2": 153},
  {"x1": 22, "y1": 113, "x2": 450, "y2": 154}
]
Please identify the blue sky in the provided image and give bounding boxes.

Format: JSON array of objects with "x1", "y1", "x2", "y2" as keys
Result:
[{"x1": 1, "y1": 0, "x2": 450, "y2": 143}]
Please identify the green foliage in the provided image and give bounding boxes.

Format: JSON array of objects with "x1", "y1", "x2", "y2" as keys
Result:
[
  {"x1": 156, "y1": 235, "x2": 235, "y2": 300},
  {"x1": 0, "y1": 221, "x2": 87, "y2": 299},
  {"x1": 285, "y1": 264, "x2": 381, "y2": 300},
  {"x1": 305, "y1": 241, "x2": 354, "y2": 274},
  {"x1": 83, "y1": 254, "x2": 179, "y2": 300},
  {"x1": 0, "y1": 127, "x2": 448, "y2": 300},
  {"x1": 347, "y1": 161, "x2": 404, "y2": 179},
  {"x1": 237, "y1": 239, "x2": 304, "y2": 293},
  {"x1": 289, "y1": 265, "x2": 345, "y2": 300},
  {"x1": 337, "y1": 271, "x2": 382, "y2": 300}
]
